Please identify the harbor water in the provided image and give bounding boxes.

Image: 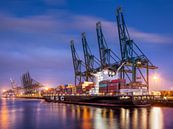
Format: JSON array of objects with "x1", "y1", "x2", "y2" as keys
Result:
[{"x1": 0, "y1": 99, "x2": 173, "y2": 129}]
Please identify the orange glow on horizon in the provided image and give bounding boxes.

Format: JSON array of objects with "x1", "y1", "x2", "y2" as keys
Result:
[
  {"x1": 44, "y1": 87, "x2": 49, "y2": 91},
  {"x1": 2, "y1": 89, "x2": 6, "y2": 92},
  {"x1": 149, "y1": 72, "x2": 162, "y2": 90},
  {"x1": 153, "y1": 74, "x2": 159, "y2": 81}
]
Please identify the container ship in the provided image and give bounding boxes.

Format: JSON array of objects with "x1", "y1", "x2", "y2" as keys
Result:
[
  {"x1": 43, "y1": 7, "x2": 157, "y2": 107},
  {"x1": 43, "y1": 69, "x2": 154, "y2": 107}
]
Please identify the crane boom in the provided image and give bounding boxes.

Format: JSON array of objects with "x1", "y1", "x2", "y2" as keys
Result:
[
  {"x1": 70, "y1": 40, "x2": 84, "y2": 85},
  {"x1": 81, "y1": 33, "x2": 95, "y2": 81},
  {"x1": 96, "y1": 22, "x2": 111, "y2": 68},
  {"x1": 116, "y1": 7, "x2": 157, "y2": 90}
]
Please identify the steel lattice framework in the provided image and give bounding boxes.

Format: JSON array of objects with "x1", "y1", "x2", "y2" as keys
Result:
[
  {"x1": 70, "y1": 40, "x2": 85, "y2": 85},
  {"x1": 21, "y1": 72, "x2": 43, "y2": 93},
  {"x1": 116, "y1": 7, "x2": 157, "y2": 89},
  {"x1": 96, "y1": 21, "x2": 120, "y2": 70},
  {"x1": 70, "y1": 7, "x2": 158, "y2": 89},
  {"x1": 81, "y1": 32, "x2": 100, "y2": 82}
]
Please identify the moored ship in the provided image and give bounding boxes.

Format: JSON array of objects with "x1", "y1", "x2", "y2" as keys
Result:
[
  {"x1": 43, "y1": 73, "x2": 154, "y2": 107},
  {"x1": 42, "y1": 7, "x2": 157, "y2": 107},
  {"x1": 44, "y1": 94, "x2": 154, "y2": 107}
]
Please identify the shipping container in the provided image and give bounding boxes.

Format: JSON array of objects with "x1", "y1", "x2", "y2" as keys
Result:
[
  {"x1": 99, "y1": 83, "x2": 108, "y2": 87},
  {"x1": 76, "y1": 85, "x2": 83, "y2": 94},
  {"x1": 66, "y1": 88, "x2": 72, "y2": 94},
  {"x1": 108, "y1": 82, "x2": 118, "y2": 87},
  {"x1": 108, "y1": 86, "x2": 119, "y2": 92},
  {"x1": 111, "y1": 79, "x2": 119, "y2": 83},
  {"x1": 99, "y1": 87, "x2": 108, "y2": 93},
  {"x1": 85, "y1": 85, "x2": 94, "y2": 91},
  {"x1": 72, "y1": 87, "x2": 76, "y2": 94},
  {"x1": 111, "y1": 79, "x2": 125, "y2": 83},
  {"x1": 99, "y1": 80, "x2": 110, "y2": 84}
]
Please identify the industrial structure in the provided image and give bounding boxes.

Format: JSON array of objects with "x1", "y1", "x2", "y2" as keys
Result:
[
  {"x1": 2, "y1": 72, "x2": 44, "y2": 98},
  {"x1": 9, "y1": 78, "x2": 23, "y2": 95},
  {"x1": 116, "y1": 7, "x2": 157, "y2": 90},
  {"x1": 70, "y1": 40, "x2": 86, "y2": 85},
  {"x1": 21, "y1": 72, "x2": 44, "y2": 94},
  {"x1": 70, "y1": 7, "x2": 157, "y2": 94}
]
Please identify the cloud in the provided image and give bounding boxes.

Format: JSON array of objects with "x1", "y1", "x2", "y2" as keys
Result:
[
  {"x1": 0, "y1": 48, "x2": 72, "y2": 71},
  {"x1": 0, "y1": 47, "x2": 73, "y2": 87},
  {"x1": 1, "y1": 11, "x2": 172, "y2": 44},
  {"x1": 0, "y1": 14, "x2": 58, "y2": 33},
  {"x1": 129, "y1": 28, "x2": 173, "y2": 44},
  {"x1": 0, "y1": 10, "x2": 172, "y2": 87}
]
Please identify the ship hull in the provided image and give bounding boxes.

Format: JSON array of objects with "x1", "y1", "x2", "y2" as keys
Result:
[{"x1": 44, "y1": 95, "x2": 153, "y2": 107}]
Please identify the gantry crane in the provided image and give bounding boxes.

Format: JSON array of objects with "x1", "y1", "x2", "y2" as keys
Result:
[
  {"x1": 81, "y1": 32, "x2": 100, "y2": 82},
  {"x1": 96, "y1": 21, "x2": 120, "y2": 72},
  {"x1": 21, "y1": 72, "x2": 44, "y2": 94},
  {"x1": 70, "y1": 40, "x2": 85, "y2": 85},
  {"x1": 10, "y1": 78, "x2": 23, "y2": 95},
  {"x1": 116, "y1": 7, "x2": 158, "y2": 89},
  {"x1": 70, "y1": 7, "x2": 157, "y2": 88},
  {"x1": 10, "y1": 78, "x2": 17, "y2": 89}
]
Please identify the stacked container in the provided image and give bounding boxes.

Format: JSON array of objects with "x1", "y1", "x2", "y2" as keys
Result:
[
  {"x1": 98, "y1": 79, "x2": 126, "y2": 94},
  {"x1": 108, "y1": 81, "x2": 118, "y2": 93},
  {"x1": 99, "y1": 80, "x2": 109, "y2": 93},
  {"x1": 58, "y1": 85, "x2": 65, "y2": 94},
  {"x1": 76, "y1": 85, "x2": 83, "y2": 94},
  {"x1": 85, "y1": 84, "x2": 95, "y2": 91},
  {"x1": 71, "y1": 86, "x2": 76, "y2": 94},
  {"x1": 66, "y1": 87, "x2": 72, "y2": 94},
  {"x1": 117, "y1": 79, "x2": 126, "y2": 89}
]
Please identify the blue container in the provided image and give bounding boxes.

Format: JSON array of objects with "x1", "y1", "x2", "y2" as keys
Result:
[{"x1": 99, "y1": 83, "x2": 107, "y2": 87}]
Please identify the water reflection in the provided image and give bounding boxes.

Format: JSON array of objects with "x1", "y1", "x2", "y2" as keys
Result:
[
  {"x1": 150, "y1": 107, "x2": 163, "y2": 129},
  {"x1": 121, "y1": 108, "x2": 130, "y2": 129},
  {"x1": 141, "y1": 108, "x2": 147, "y2": 129},
  {"x1": 0, "y1": 99, "x2": 9, "y2": 129},
  {"x1": 0, "y1": 99, "x2": 168, "y2": 129}
]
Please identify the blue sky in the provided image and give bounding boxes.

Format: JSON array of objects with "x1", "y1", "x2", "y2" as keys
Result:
[{"x1": 0, "y1": 0, "x2": 173, "y2": 90}]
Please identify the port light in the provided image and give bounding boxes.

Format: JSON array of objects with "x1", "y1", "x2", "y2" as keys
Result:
[
  {"x1": 153, "y1": 75, "x2": 159, "y2": 80},
  {"x1": 163, "y1": 96, "x2": 167, "y2": 100},
  {"x1": 152, "y1": 72, "x2": 160, "y2": 81},
  {"x1": 44, "y1": 87, "x2": 49, "y2": 91},
  {"x1": 137, "y1": 61, "x2": 142, "y2": 65},
  {"x1": 2, "y1": 89, "x2": 6, "y2": 92}
]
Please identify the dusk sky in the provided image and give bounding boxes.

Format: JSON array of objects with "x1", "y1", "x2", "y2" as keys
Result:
[{"x1": 0, "y1": 0, "x2": 173, "y2": 90}]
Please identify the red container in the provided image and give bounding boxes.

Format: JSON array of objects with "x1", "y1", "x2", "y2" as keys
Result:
[
  {"x1": 76, "y1": 85, "x2": 83, "y2": 94},
  {"x1": 108, "y1": 86, "x2": 118, "y2": 90},
  {"x1": 108, "y1": 84, "x2": 119, "y2": 92},
  {"x1": 76, "y1": 89, "x2": 83, "y2": 94},
  {"x1": 118, "y1": 79, "x2": 126, "y2": 83},
  {"x1": 99, "y1": 87, "x2": 108, "y2": 93},
  {"x1": 85, "y1": 85, "x2": 94, "y2": 91},
  {"x1": 120, "y1": 85, "x2": 126, "y2": 89},
  {"x1": 111, "y1": 79, "x2": 119, "y2": 83},
  {"x1": 99, "y1": 80, "x2": 110, "y2": 84},
  {"x1": 108, "y1": 82, "x2": 118, "y2": 87}
]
